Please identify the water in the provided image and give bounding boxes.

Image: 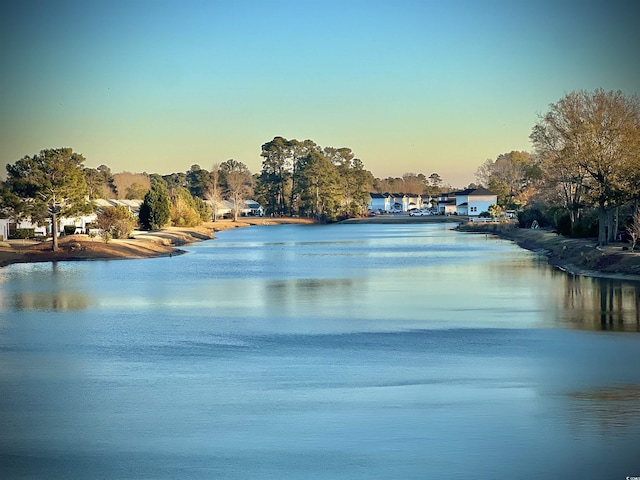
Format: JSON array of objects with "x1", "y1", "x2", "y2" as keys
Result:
[{"x1": 1, "y1": 223, "x2": 639, "y2": 479}]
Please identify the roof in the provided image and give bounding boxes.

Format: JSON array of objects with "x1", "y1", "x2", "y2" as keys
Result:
[
  {"x1": 468, "y1": 187, "x2": 495, "y2": 196},
  {"x1": 93, "y1": 199, "x2": 142, "y2": 211},
  {"x1": 458, "y1": 202, "x2": 468, "y2": 206},
  {"x1": 455, "y1": 187, "x2": 495, "y2": 196}
]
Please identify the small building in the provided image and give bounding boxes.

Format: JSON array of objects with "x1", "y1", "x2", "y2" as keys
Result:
[
  {"x1": 206, "y1": 199, "x2": 233, "y2": 219},
  {"x1": 455, "y1": 187, "x2": 497, "y2": 216},
  {"x1": 242, "y1": 200, "x2": 264, "y2": 216},
  {"x1": 437, "y1": 193, "x2": 457, "y2": 215},
  {"x1": 404, "y1": 193, "x2": 421, "y2": 211},
  {"x1": 0, "y1": 217, "x2": 48, "y2": 239},
  {"x1": 369, "y1": 193, "x2": 392, "y2": 212}
]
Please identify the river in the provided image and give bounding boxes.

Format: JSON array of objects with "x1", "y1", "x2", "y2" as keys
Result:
[{"x1": 1, "y1": 222, "x2": 639, "y2": 479}]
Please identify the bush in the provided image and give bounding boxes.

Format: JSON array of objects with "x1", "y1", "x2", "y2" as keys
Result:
[
  {"x1": 571, "y1": 209, "x2": 599, "y2": 238},
  {"x1": 479, "y1": 211, "x2": 492, "y2": 218},
  {"x1": 170, "y1": 194, "x2": 201, "y2": 227},
  {"x1": 97, "y1": 205, "x2": 137, "y2": 239},
  {"x1": 63, "y1": 225, "x2": 77, "y2": 236},
  {"x1": 555, "y1": 212, "x2": 572, "y2": 236},
  {"x1": 517, "y1": 208, "x2": 548, "y2": 228},
  {"x1": 9, "y1": 228, "x2": 35, "y2": 239}
]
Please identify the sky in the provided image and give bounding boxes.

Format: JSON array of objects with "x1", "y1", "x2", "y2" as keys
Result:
[{"x1": 1, "y1": 0, "x2": 639, "y2": 187}]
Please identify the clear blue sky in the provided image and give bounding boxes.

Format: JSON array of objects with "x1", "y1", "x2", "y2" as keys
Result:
[{"x1": 1, "y1": 0, "x2": 638, "y2": 187}]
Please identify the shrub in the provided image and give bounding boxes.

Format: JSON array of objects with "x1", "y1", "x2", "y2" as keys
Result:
[
  {"x1": 571, "y1": 209, "x2": 599, "y2": 238},
  {"x1": 170, "y1": 194, "x2": 201, "y2": 227},
  {"x1": 555, "y1": 213, "x2": 572, "y2": 236},
  {"x1": 63, "y1": 225, "x2": 76, "y2": 236},
  {"x1": 517, "y1": 208, "x2": 548, "y2": 228},
  {"x1": 97, "y1": 205, "x2": 137, "y2": 239},
  {"x1": 9, "y1": 228, "x2": 35, "y2": 239}
]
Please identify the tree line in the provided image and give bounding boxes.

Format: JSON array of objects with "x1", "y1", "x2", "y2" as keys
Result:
[
  {"x1": 2, "y1": 88, "x2": 638, "y2": 248},
  {"x1": 0, "y1": 135, "x2": 451, "y2": 247},
  {"x1": 475, "y1": 89, "x2": 640, "y2": 246}
]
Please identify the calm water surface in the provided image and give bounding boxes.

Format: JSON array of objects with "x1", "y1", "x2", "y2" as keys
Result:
[{"x1": 1, "y1": 223, "x2": 639, "y2": 479}]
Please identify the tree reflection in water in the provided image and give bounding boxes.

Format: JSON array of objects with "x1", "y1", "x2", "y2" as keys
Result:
[
  {"x1": 560, "y1": 275, "x2": 640, "y2": 332},
  {"x1": 567, "y1": 384, "x2": 640, "y2": 434}
]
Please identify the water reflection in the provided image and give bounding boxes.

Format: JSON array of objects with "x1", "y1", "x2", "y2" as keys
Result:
[
  {"x1": 0, "y1": 262, "x2": 91, "y2": 311},
  {"x1": 558, "y1": 276, "x2": 640, "y2": 332},
  {"x1": 8, "y1": 291, "x2": 90, "y2": 311},
  {"x1": 567, "y1": 384, "x2": 640, "y2": 434}
]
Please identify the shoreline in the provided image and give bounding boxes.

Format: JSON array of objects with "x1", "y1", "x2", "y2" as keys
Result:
[
  {"x1": 454, "y1": 222, "x2": 640, "y2": 282},
  {"x1": 0, "y1": 217, "x2": 314, "y2": 269},
  {"x1": 2, "y1": 215, "x2": 639, "y2": 282},
  {"x1": 343, "y1": 215, "x2": 640, "y2": 282}
]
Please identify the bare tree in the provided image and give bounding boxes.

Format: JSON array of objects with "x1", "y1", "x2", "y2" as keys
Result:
[
  {"x1": 221, "y1": 160, "x2": 253, "y2": 221},
  {"x1": 531, "y1": 89, "x2": 640, "y2": 245},
  {"x1": 206, "y1": 163, "x2": 221, "y2": 222},
  {"x1": 627, "y1": 209, "x2": 640, "y2": 251}
]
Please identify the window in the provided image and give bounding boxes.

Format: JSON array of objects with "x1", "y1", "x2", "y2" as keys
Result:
[{"x1": 470, "y1": 206, "x2": 477, "y2": 213}]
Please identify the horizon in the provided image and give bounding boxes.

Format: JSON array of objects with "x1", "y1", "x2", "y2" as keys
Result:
[{"x1": 1, "y1": 0, "x2": 639, "y2": 187}]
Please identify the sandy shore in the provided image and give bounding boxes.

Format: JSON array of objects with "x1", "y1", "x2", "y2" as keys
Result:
[{"x1": 0, "y1": 217, "x2": 314, "y2": 268}]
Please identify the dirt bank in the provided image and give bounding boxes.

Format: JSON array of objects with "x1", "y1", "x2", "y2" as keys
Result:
[
  {"x1": 457, "y1": 222, "x2": 640, "y2": 281},
  {"x1": 0, "y1": 217, "x2": 315, "y2": 268},
  {"x1": 343, "y1": 215, "x2": 640, "y2": 280}
]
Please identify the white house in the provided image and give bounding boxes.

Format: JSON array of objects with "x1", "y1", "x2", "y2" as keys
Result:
[
  {"x1": 369, "y1": 193, "x2": 436, "y2": 213},
  {"x1": 455, "y1": 187, "x2": 497, "y2": 216},
  {"x1": 404, "y1": 193, "x2": 421, "y2": 211},
  {"x1": 369, "y1": 193, "x2": 391, "y2": 212},
  {"x1": 0, "y1": 198, "x2": 146, "y2": 239},
  {"x1": 242, "y1": 200, "x2": 264, "y2": 216},
  {"x1": 381, "y1": 193, "x2": 423, "y2": 212},
  {"x1": 437, "y1": 193, "x2": 457, "y2": 215},
  {"x1": 0, "y1": 217, "x2": 48, "y2": 239}
]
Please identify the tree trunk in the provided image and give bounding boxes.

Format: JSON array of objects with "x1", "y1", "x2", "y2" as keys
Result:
[
  {"x1": 607, "y1": 208, "x2": 615, "y2": 244},
  {"x1": 569, "y1": 207, "x2": 578, "y2": 227},
  {"x1": 51, "y1": 212, "x2": 59, "y2": 252},
  {"x1": 612, "y1": 206, "x2": 619, "y2": 243},
  {"x1": 597, "y1": 202, "x2": 607, "y2": 246},
  {"x1": 233, "y1": 195, "x2": 239, "y2": 222}
]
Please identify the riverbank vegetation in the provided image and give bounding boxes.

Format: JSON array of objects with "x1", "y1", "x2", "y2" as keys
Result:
[
  {"x1": 1, "y1": 88, "x2": 638, "y2": 255},
  {"x1": 478, "y1": 89, "x2": 640, "y2": 247}
]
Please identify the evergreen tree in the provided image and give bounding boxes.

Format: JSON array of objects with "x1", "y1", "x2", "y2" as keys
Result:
[
  {"x1": 139, "y1": 180, "x2": 170, "y2": 230},
  {"x1": 3, "y1": 147, "x2": 91, "y2": 251}
]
